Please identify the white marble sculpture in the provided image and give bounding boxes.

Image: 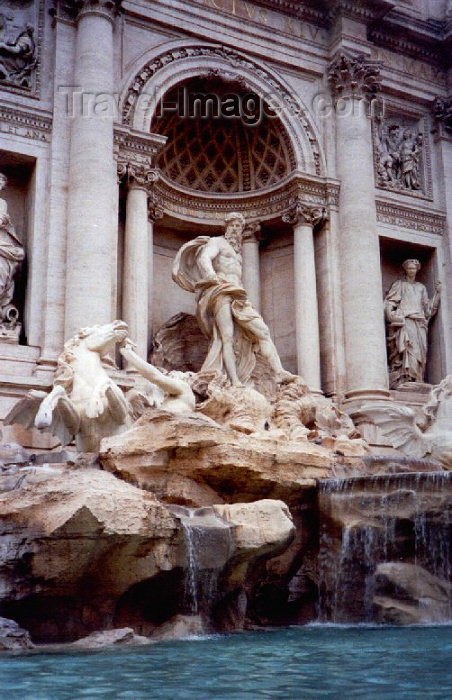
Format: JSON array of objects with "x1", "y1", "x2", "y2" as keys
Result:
[
  {"x1": 384, "y1": 259, "x2": 441, "y2": 388},
  {"x1": 5, "y1": 320, "x2": 131, "y2": 451},
  {"x1": 172, "y1": 212, "x2": 294, "y2": 386},
  {"x1": 354, "y1": 375, "x2": 452, "y2": 468},
  {"x1": 5, "y1": 321, "x2": 198, "y2": 451},
  {"x1": 0, "y1": 172, "x2": 25, "y2": 337},
  {"x1": 120, "y1": 338, "x2": 196, "y2": 415}
]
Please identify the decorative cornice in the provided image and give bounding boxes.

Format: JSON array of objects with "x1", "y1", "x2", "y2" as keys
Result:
[
  {"x1": 121, "y1": 44, "x2": 322, "y2": 177},
  {"x1": 150, "y1": 172, "x2": 331, "y2": 226},
  {"x1": 283, "y1": 198, "x2": 328, "y2": 228},
  {"x1": 368, "y1": 27, "x2": 445, "y2": 67},
  {"x1": 327, "y1": 0, "x2": 397, "y2": 24},
  {"x1": 432, "y1": 96, "x2": 452, "y2": 134},
  {"x1": 328, "y1": 52, "x2": 382, "y2": 102},
  {"x1": 376, "y1": 200, "x2": 446, "y2": 235},
  {"x1": 0, "y1": 104, "x2": 52, "y2": 142}
]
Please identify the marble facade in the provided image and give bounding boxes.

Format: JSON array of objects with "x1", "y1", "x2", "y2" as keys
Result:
[{"x1": 0, "y1": 0, "x2": 451, "y2": 449}]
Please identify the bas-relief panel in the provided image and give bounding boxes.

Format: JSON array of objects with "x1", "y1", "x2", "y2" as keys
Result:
[
  {"x1": 260, "y1": 242, "x2": 296, "y2": 374},
  {"x1": 152, "y1": 244, "x2": 195, "y2": 331},
  {"x1": 0, "y1": 0, "x2": 41, "y2": 96}
]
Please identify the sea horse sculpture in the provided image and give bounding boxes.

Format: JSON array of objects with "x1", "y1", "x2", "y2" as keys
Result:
[
  {"x1": 5, "y1": 320, "x2": 131, "y2": 451},
  {"x1": 5, "y1": 320, "x2": 197, "y2": 451},
  {"x1": 353, "y1": 375, "x2": 452, "y2": 468}
]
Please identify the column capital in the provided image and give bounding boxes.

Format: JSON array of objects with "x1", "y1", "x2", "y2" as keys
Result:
[
  {"x1": 283, "y1": 199, "x2": 328, "y2": 228},
  {"x1": 117, "y1": 160, "x2": 159, "y2": 191},
  {"x1": 68, "y1": 0, "x2": 123, "y2": 23},
  {"x1": 327, "y1": 51, "x2": 382, "y2": 103},
  {"x1": 432, "y1": 96, "x2": 452, "y2": 137},
  {"x1": 242, "y1": 222, "x2": 262, "y2": 244},
  {"x1": 148, "y1": 191, "x2": 164, "y2": 223}
]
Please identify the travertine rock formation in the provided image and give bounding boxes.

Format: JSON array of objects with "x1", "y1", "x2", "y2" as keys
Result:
[
  {"x1": 0, "y1": 463, "x2": 296, "y2": 643},
  {"x1": 373, "y1": 563, "x2": 452, "y2": 625}
]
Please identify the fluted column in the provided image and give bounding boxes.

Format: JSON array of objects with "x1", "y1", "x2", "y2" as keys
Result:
[
  {"x1": 283, "y1": 200, "x2": 325, "y2": 392},
  {"x1": 241, "y1": 222, "x2": 262, "y2": 312},
  {"x1": 64, "y1": 0, "x2": 122, "y2": 338},
  {"x1": 328, "y1": 52, "x2": 389, "y2": 402}
]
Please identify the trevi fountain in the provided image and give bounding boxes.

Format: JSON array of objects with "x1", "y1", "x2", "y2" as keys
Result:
[{"x1": 0, "y1": 0, "x2": 452, "y2": 698}]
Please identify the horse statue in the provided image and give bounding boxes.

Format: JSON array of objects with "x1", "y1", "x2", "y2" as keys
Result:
[
  {"x1": 5, "y1": 320, "x2": 131, "y2": 451},
  {"x1": 5, "y1": 320, "x2": 198, "y2": 452},
  {"x1": 353, "y1": 375, "x2": 452, "y2": 468}
]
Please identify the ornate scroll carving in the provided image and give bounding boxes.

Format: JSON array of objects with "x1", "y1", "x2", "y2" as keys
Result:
[
  {"x1": 283, "y1": 198, "x2": 328, "y2": 228},
  {"x1": 328, "y1": 52, "x2": 382, "y2": 101}
]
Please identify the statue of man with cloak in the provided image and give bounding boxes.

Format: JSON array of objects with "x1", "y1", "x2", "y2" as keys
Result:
[{"x1": 172, "y1": 212, "x2": 293, "y2": 386}]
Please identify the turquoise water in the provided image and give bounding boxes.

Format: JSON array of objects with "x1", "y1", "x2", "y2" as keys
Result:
[{"x1": 2, "y1": 625, "x2": 452, "y2": 699}]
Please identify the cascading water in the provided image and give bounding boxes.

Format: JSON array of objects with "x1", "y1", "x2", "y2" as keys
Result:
[
  {"x1": 169, "y1": 506, "x2": 234, "y2": 619},
  {"x1": 317, "y1": 471, "x2": 452, "y2": 624},
  {"x1": 181, "y1": 513, "x2": 201, "y2": 614}
]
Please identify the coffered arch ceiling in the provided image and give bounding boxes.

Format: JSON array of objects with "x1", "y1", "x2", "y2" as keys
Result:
[{"x1": 152, "y1": 77, "x2": 297, "y2": 195}]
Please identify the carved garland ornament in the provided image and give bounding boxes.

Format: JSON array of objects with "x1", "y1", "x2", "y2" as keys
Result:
[{"x1": 122, "y1": 45, "x2": 321, "y2": 176}]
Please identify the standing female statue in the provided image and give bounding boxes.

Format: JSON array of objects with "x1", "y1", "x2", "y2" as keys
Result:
[
  {"x1": 384, "y1": 259, "x2": 441, "y2": 388},
  {"x1": 0, "y1": 173, "x2": 24, "y2": 331}
]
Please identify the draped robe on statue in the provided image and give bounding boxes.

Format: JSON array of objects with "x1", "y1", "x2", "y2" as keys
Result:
[
  {"x1": 384, "y1": 279, "x2": 435, "y2": 386},
  {"x1": 172, "y1": 236, "x2": 265, "y2": 383}
]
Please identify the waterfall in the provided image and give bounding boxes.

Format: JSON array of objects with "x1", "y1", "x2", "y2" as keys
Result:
[
  {"x1": 317, "y1": 471, "x2": 452, "y2": 623},
  {"x1": 181, "y1": 513, "x2": 201, "y2": 614},
  {"x1": 169, "y1": 505, "x2": 234, "y2": 618}
]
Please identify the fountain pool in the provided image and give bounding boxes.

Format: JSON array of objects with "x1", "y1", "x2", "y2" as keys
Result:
[{"x1": 1, "y1": 625, "x2": 452, "y2": 699}]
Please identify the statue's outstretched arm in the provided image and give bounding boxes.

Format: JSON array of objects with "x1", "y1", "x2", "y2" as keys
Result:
[{"x1": 120, "y1": 342, "x2": 188, "y2": 398}]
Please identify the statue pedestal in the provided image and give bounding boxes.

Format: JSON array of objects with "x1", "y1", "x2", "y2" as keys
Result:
[{"x1": 0, "y1": 323, "x2": 21, "y2": 344}]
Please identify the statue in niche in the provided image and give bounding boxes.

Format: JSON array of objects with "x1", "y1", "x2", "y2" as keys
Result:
[
  {"x1": 0, "y1": 172, "x2": 25, "y2": 336},
  {"x1": 172, "y1": 212, "x2": 294, "y2": 386},
  {"x1": 375, "y1": 120, "x2": 424, "y2": 192},
  {"x1": 0, "y1": 21, "x2": 36, "y2": 88},
  {"x1": 384, "y1": 259, "x2": 441, "y2": 389}
]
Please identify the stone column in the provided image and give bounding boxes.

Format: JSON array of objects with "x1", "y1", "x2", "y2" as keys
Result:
[
  {"x1": 64, "y1": 0, "x2": 121, "y2": 339},
  {"x1": 328, "y1": 52, "x2": 389, "y2": 403},
  {"x1": 283, "y1": 200, "x2": 325, "y2": 392},
  {"x1": 432, "y1": 96, "x2": 452, "y2": 373},
  {"x1": 119, "y1": 165, "x2": 157, "y2": 360},
  {"x1": 147, "y1": 191, "x2": 164, "y2": 349},
  {"x1": 242, "y1": 222, "x2": 262, "y2": 312}
]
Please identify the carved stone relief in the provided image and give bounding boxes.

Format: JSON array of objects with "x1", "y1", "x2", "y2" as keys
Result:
[
  {"x1": 373, "y1": 115, "x2": 430, "y2": 196},
  {"x1": 0, "y1": 1, "x2": 40, "y2": 93}
]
